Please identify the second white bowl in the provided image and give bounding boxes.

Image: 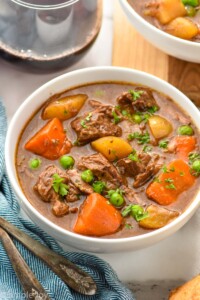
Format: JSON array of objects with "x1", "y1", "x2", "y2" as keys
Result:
[{"x1": 119, "y1": 0, "x2": 200, "y2": 63}]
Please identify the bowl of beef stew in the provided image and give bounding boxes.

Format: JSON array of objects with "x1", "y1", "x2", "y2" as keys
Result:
[
  {"x1": 5, "y1": 67, "x2": 200, "y2": 252},
  {"x1": 119, "y1": 0, "x2": 200, "y2": 63}
]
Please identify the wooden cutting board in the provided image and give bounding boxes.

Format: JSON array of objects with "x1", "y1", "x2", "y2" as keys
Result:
[{"x1": 112, "y1": 1, "x2": 200, "y2": 107}]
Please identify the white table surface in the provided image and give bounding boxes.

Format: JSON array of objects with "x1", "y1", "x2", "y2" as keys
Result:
[{"x1": 1, "y1": 1, "x2": 200, "y2": 298}]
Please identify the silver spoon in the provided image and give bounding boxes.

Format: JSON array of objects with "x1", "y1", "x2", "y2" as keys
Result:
[
  {"x1": 0, "y1": 217, "x2": 97, "y2": 296},
  {"x1": 0, "y1": 227, "x2": 51, "y2": 300}
]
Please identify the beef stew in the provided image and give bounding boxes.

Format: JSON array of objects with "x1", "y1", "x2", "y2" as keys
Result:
[
  {"x1": 16, "y1": 82, "x2": 200, "y2": 238},
  {"x1": 128, "y1": 0, "x2": 200, "y2": 42}
]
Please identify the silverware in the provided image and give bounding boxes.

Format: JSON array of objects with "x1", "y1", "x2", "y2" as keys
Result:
[
  {"x1": 0, "y1": 217, "x2": 97, "y2": 296},
  {"x1": 0, "y1": 227, "x2": 51, "y2": 300}
]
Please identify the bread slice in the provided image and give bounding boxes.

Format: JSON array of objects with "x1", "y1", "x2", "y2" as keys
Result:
[{"x1": 169, "y1": 275, "x2": 200, "y2": 299}]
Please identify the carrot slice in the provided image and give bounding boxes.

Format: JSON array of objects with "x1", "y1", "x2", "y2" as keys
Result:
[
  {"x1": 175, "y1": 136, "x2": 196, "y2": 160},
  {"x1": 25, "y1": 118, "x2": 71, "y2": 160},
  {"x1": 146, "y1": 159, "x2": 195, "y2": 205},
  {"x1": 73, "y1": 193, "x2": 123, "y2": 237}
]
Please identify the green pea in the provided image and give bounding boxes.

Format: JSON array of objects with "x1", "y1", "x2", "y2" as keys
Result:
[
  {"x1": 192, "y1": 159, "x2": 200, "y2": 172},
  {"x1": 185, "y1": 5, "x2": 196, "y2": 16},
  {"x1": 132, "y1": 114, "x2": 143, "y2": 124},
  {"x1": 29, "y1": 158, "x2": 41, "y2": 170},
  {"x1": 110, "y1": 192, "x2": 124, "y2": 207},
  {"x1": 130, "y1": 205, "x2": 148, "y2": 221},
  {"x1": 177, "y1": 125, "x2": 194, "y2": 136},
  {"x1": 81, "y1": 169, "x2": 94, "y2": 183},
  {"x1": 59, "y1": 155, "x2": 75, "y2": 169}
]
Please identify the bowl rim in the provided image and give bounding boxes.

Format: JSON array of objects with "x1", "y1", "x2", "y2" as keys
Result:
[
  {"x1": 5, "y1": 66, "x2": 200, "y2": 247},
  {"x1": 119, "y1": 0, "x2": 200, "y2": 48}
]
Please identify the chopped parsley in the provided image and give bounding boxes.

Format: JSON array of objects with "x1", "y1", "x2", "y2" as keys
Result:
[
  {"x1": 162, "y1": 165, "x2": 169, "y2": 173},
  {"x1": 180, "y1": 171, "x2": 185, "y2": 176},
  {"x1": 129, "y1": 90, "x2": 143, "y2": 101},
  {"x1": 85, "y1": 112, "x2": 92, "y2": 121},
  {"x1": 115, "y1": 105, "x2": 121, "y2": 110},
  {"x1": 165, "y1": 178, "x2": 174, "y2": 183},
  {"x1": 73, "y1": 140, "x2": 81, "y2": 146},
  {"x1": 92, "y1": 181, "x2": 106, "y2": 194},
  {"x1": 80, "y1": 120, "x2": 87, "y2": 128},
  {"x1": 162, "y1": 165, "x2": 175, "y2": 173},
  {"x1": 80, "y1": 112, "x2": 93, "y2": 128},
  {"x1": 121, "y1": 110, "x2": 129, "y2": 116},
  {"x1": 188, "y1": 152, "x2": 200, "y2": 164},
  {"x1": 153, "y1": 177, "x2": 162, "y2": 183},
  {"x1": 148, "y1": 106, "x2": 159, "y2": 114},
  {"x1": 122, "y1": 204, "x2": 148, "y2": 222},
  {"x1": 128, "y1": 131, "x2": 150, "y2": 144},
  {"x1": 125, "y1": 223, "x2": 133, "y2": 229},
  {"x1": 165, "y1": 183, "x2": 176, "y2": 190},
  {"x1": 128, "y1": 150, "x2": 139, "y2": 162},
  {"x1": 143, "y1": 145, "x2": 152, "y2": 152},
  {"x1": 159, "y1": 140, "x2": 169, "y2": 149},
  {"x1": 112, "y1": 110, "x2": 121, "y2": 124},
  {"x1": 143, "y1": 113, "x2": 151, "y2": 123},
  {"x1": 52, "y1": 174, "x2": 69, "y2": 197}
]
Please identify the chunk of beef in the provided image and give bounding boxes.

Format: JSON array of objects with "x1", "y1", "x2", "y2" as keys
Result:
[
  {"x1": 34, "y1": 164, "x2": 93, "y2": 217},
  {"x1": 52, "y1": 200, "x2": 69, "y2": 217},
  {"x1": 34, "y1": 164, "x2": 92, "y2": 204},
  {"x1": 67, "y1": 181, "x2": 81, "y2": 202},
  {"x1": 116, "y1": 152, "x2": 151, "y2": 177},
  {"x1": 34, "y1": 165, "x2": 67, "y2": 203},
  {"x1": 133, "y1": 159, "x2": 162, "y2": 188},
  {"x1": 51, "y1": 201, "x2": 78, "y2": 216},
  {"x1": 67, "y1": 169, "x2": 93, "y2": 195},
  {"x1": 117, "y1": 153, "x2": 162, "y2": 188},
  {"x1": 34, "y1": 165, "x2": 80, "y2": 203},
  {"x1": 71, "y1": 101, "x2": 122, "y2": 145},
  {"x1": 121, "y1": 185, "x2": 146, "y2": 206},
  {"x1": 117, "y1": 87, "x2": 159, "y2": 112},
  {"x1": 77, "y1": 153, "x2": 124, "y2": 189}
]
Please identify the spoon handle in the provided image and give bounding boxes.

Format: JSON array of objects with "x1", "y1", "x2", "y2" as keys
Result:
[
  {"x1": 0, "y1": 217, "x2": 96, "y2": 295},
  {"x1": 0, "y1": 228, "x2": 51, "y2": 300}
]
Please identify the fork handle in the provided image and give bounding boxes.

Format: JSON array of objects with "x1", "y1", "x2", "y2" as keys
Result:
[
  {"x1": 0, "y1": 228, "x2": 51, "y2": 300},
  {"x1": 0, "y1": 217, "x2": 97, "y2": 295}
]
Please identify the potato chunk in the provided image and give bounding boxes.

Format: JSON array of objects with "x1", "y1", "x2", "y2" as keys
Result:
[
  {"x1": 165, "y1": 17, "x2": 199, "y2": 39},
  {"x1": 139, "y1": 205, "x2": 179, "y2": 229},
  {"x1": 42, "y1": 94, "x2": 87, "y2": 121},
  {"x1": 148, "y1": 115, "x2": 173, "y2": 139},
  {"x1": 144, "y1": 0, "x2": 186, "y2": 24},
  {"x1": 91, "y1": 136, "x2": 133, "y2": 162}
]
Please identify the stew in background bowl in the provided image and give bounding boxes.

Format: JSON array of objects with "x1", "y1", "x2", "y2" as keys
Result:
[{"x1": 128, "y1": 0, "x2": 200, "y2": 41}]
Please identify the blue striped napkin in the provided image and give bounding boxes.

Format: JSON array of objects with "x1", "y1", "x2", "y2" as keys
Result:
[{"x1": 0, "y1": 100, "x2": 135, "y2": 300}]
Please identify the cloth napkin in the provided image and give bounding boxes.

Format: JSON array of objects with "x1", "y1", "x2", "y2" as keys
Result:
[{"x1": 0, "y1": 100, "x2": 135, "y2": 300}]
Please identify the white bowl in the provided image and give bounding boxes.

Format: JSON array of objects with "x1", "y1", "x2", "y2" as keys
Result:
[
  {"x1": 5, "y1": 66, "x2": 200, "y2": 253},
  {"x1": 119, "y1": 0, "x2": 200, "y2": 63}
]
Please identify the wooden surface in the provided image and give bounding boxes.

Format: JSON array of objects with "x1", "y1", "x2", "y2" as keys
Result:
[{"x1": 112, "y1": 1, "x2": 200, "y2": 107}]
